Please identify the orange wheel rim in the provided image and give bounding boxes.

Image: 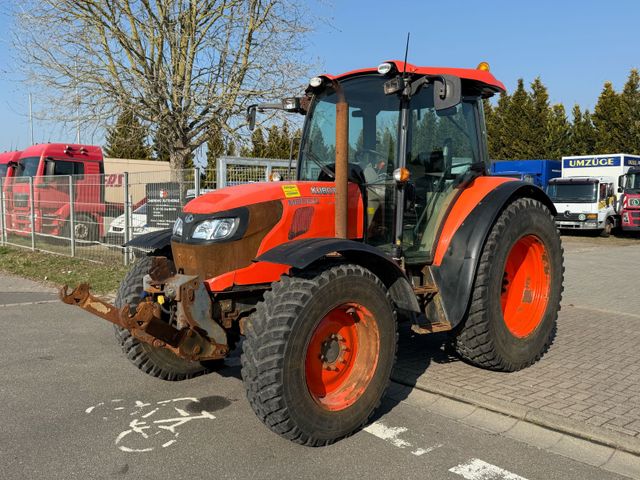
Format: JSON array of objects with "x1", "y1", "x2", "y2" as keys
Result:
[
  {"x1": 305, "y1": 303, "x2": 380, "y2": 411},
  {"x1": 501, "y1": 234, "x2": 551, "y2": 338}
]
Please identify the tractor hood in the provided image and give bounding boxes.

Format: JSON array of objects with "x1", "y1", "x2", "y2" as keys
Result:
[
  {"x1": 171, "y1": 181, "x2": 365, "y2": 283},
  {"x1": 183, "y1": 181, "x2": 319, "y2": 215}
]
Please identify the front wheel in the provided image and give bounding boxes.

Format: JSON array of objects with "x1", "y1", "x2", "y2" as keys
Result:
[
  {"x1": 454, "y1": 197, "x2": 564, "y2": 372},
  {"x1": 241, "y1": 264, "x2": 397, "y2": 446}
]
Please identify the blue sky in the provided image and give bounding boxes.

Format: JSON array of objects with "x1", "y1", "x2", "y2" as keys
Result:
[{"x1": 1, "y1": 0, "x2": 639, "y2": 151}]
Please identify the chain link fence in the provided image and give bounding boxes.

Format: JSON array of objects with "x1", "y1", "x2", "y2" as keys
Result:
[{"x1": 0, "y1": 157, "x2": 290, "y2": 265}]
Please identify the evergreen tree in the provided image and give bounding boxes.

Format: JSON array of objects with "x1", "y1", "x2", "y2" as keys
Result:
[
  {"x1": 593, "y1": 81, "x2": 625, "y2": 153},
  {"x1": 104, "y1": 109, "x2": 151, "y2": 159},
  {"x1": 569, "y1": 105, "x2": 597, "y2": 155},
  {"x1": 250, "y1": 127, "x2": 267, "y2": 157},
  {"x1": 153, "y1": 124, "x2": 171, "y2": 162},
  {"x1": 528, "y1": 77, "x2": 551, "y2": 157},
  {"x1": 485, "y1": 93, "x2": 509, "y2": 160},
  {"x1": 620, "y1": 69, "x2": 640, "y2": 153},
  {"x1": 500, "y1": 79, "x2": 535, "y2": 159},
  {"x1": 546, "y1": 104, "x2": 571, "y2": 159}
]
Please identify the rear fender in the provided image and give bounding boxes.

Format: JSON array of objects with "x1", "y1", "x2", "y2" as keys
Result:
[
  {"x1": 431, "y1": 181, "x2": 555, "y2": 329},
  {"x1": 257, "y1": 237, "x2": 420, "y2": 313}
]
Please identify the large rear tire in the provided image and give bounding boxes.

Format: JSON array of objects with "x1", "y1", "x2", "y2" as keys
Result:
[
  {"x1": 241, "y1": 264, "x2": 397, "y2": 446},
  {"x1": 114, "y1": 255, "x2": 211, "y2": 381},
  {"x1": 454, "y1": 197, "x2": 563, "y2": 372}
]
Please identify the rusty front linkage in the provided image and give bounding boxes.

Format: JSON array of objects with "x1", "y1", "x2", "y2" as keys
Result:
[{"x1": 59, "y1": 283, "x2": 228, "y2": 361}]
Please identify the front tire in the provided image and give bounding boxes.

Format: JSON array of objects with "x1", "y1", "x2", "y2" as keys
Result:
[
  {"x1": 241, "y1": 264, "x2": 397, "y2": 446},
  {"x1": 454, "y1": 197, "x2": 563, "y2": 372},
  {"x1": 114, "y1": 255, "x2": 211, "y2": 380}
]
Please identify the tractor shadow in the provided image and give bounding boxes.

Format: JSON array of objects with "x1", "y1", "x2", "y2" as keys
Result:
[{"x1": 370, "y1": 321, "x2": 460, "y2": 421}]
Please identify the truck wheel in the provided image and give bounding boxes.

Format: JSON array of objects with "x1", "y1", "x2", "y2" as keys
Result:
[
  {"x1": 66, "y1": 214, "x2": 99, "y2": 243},
  {"x1": 241, "y1": 264, "x2": 397, "y2": 446},
  {"x1": 454, "y1": 197, "x2": 563, "y2": 372},
  {"x1": 113, "y1": 255, "x2": 210, "y2": 381},
  {"x1": 600, "y1": 218, "x2": 613, "y2": 238}
]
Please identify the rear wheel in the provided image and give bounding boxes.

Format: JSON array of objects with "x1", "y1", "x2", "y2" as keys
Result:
[
  {"x1": 241, "y1": 264, "x2": 397, "y2": 446},
  {"x1": 114, "y1": 255, "x2": 211, "y2": 380},
  {"x1": 454, "y1": 198, "x2": 563, "y2": 372},
  {"x1": 73, "y1": 214, "x2": 99, "y2": 242}
]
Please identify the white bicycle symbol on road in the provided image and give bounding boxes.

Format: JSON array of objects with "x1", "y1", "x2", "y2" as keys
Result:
[{"x1": 85, "y1": 397, "x2": 216, "y2": 453}]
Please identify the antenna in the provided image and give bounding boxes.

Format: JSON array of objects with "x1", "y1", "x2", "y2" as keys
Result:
[{"x1": 402, "y1": 32, "x2": 410, "y2": 78}]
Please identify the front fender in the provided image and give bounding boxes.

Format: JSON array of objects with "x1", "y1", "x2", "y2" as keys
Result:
[{"x1": 257, "y1": 237, "x2": 420, "y2": 313}]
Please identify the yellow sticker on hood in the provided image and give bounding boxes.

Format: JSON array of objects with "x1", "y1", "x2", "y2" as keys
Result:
[{"x1": 282, "y1": 184, "x2": 301, "y2": 198}]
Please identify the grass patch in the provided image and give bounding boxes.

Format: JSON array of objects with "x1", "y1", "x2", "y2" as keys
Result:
[{"x1": 0, "y1": 245, "x2": 129, "y2": 294}]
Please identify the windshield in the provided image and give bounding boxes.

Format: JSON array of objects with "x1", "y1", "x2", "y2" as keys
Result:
[
  {"x1": 134, "y1": 203, "x2": 147, "y2": 214},
  {"x1": 625, "y1": 173, "x2": 640, "y2": 192},
  {"x1": 298, "y1": 76, "x2": 401, "y2": 182},
  {"x1": 547, "y1": 183, "x2": 597, "y2": 203},
  {"x1": 16, "y1": 157, "x2": 40, "y2": 177}
]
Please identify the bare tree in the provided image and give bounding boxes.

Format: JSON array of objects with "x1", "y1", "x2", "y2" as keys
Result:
[{"x1": 13, "y1": 0, "x2": 310, "y2": 170}]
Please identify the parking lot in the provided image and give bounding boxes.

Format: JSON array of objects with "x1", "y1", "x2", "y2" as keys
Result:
[{"x1": 1, "y1": 233, "x2": 639, "y2": 479}]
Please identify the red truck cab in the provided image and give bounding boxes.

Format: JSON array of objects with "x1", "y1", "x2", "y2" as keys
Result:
[
  {"x1": 6, "y1": 144, "x2": 106, "y2": 241},
  {"x1": 0, "y1": 151, "x2": 20, "y2": 179},
  {"x1": 621, "y1": 166, "x2": 640, "y2": 231}
]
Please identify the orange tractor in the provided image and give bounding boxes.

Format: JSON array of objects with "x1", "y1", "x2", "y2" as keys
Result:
[{"x1": 62, "y1": 60, "x2": 563, "y2": 446}]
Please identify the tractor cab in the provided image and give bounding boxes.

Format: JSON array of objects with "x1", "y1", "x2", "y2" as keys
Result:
[{"x1": 295, "y1": 64, "x2": 494, "y2": 264}]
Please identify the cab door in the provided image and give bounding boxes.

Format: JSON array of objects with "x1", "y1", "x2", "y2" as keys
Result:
[{"x1": 402, "y1": 93, "x2": 486, "y2": 265}]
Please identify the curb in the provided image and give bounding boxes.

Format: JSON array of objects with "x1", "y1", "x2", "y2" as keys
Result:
[{"x1": 391, "y1": 370, "x2": 640, "y2": 457}]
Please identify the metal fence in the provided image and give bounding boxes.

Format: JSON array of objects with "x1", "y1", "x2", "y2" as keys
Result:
[
  {"x1": 0, "y1": 157, "x2": 290, "y2": 265},
  {"x1": 216, "y1": 156, "x2": 296, "y2": 187}
]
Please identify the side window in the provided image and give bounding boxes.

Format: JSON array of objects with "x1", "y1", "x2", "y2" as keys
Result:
[
  {"x1": 53, "y1": 160, "x2": 84, "y2": 178},
  {"x1": 599, "y1": 183, "x2": 607, "y2": 201}
]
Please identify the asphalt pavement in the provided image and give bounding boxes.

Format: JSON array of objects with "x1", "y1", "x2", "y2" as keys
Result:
[{"x1": 0, "y1": 272, "x2": 632, "y2": 480}]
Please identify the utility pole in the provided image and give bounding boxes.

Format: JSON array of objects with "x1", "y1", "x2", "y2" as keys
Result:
[
  {"x1": 29, "y1": 93, "x2": 34, "y2": 145},
  {"x1": 75, "y1": 60, "x2": 80, "y2": 144}
]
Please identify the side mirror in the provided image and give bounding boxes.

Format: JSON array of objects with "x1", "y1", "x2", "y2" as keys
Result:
[
  {"x1": 619, "y1": 174, "x2": 625, "y2": 190},
  {"x1": 433, "y1": 75, "x2": 462, "y2": 111},
  {"x1": 246, "y1": 106, "x2": 257, "y2": 131}
]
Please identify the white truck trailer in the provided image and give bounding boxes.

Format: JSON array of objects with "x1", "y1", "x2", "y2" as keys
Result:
[{"x1": 547, "y1": 154, "x2": 640, "y2": 236}]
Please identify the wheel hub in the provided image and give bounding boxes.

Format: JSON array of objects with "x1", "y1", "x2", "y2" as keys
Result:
[
  {"x1": 305, "y1": 303, "x2": 380, "y2": 411},
  {"x1": 319, "y1": 333, "x2": 349, "y2": 370}
]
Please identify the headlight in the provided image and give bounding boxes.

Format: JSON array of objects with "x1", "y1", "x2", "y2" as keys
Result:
[
  {"x1": 173, "y1": 217, "x2": 183, "y2": 236},
  {"x1": 192, "y1": 218, "x2": 239, "y2": 240},
  {"x1": 578, "y1": 214, "x2": 586, "y2": 221},
  {"x1": 586, "y1": 214, "x2": 597, "y2": 220}
]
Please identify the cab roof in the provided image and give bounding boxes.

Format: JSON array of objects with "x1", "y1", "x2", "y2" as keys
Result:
[
  {"x1": 0, "y1": 151, "x2": 21, "y2": 164},
  {"x1": 321, "y1": 60, "x2": 506, "y2": 95},
  {"x1": 19, "y1": 143, "x2": 103, "y2": 161}
]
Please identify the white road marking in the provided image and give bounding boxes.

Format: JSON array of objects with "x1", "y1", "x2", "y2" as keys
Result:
[
  {"x1": 87, "y1": 397, "x2": 216, "y2": 453},
  {"x1": 364, "y1": 421, "x2": 442, "y2": 456},
  {"x1": 449, "y1": 459, "x2": 528, "y2": 480},
  {"x1": 411, "y1": 445, "x2": 442, "y2": 456},
  {"x1": 364, "y1": 422, "x2": 411, "y2": 448}
]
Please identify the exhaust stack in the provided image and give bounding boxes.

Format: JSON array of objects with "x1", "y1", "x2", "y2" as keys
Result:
[{"x1": 333, "y1": 80, "x2": 348, "y2": 239}]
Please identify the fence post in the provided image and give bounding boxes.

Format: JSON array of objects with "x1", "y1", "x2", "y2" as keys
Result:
[
  {"x1": 265, "y1": 162, "x2": 272, "y2": 182},
  {"x1": 29, "y1": 177, "x2": 36, "y2": 251},
  {"x1": 216, "y1": 157, "x2": 226, "y2": 189},
  {"x1": 68, "y1": 175, "x2": 76, "y2": 257},
  {"x1": 194, "y1": 167, "x2": 201, "y2": 197},
  {"x1": 123, "y1": 172, "x2": 130, "y2": 266},
  {"x1": 0, "y1": 177, "x2": 5, "y2": 246}
]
